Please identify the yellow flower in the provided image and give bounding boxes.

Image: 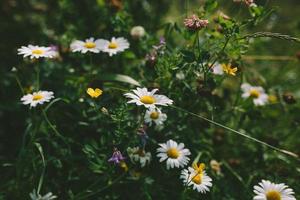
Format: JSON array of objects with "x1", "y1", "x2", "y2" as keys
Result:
[
  {"x1": 119, "y1": 161, "x2": 128, "y2": 172},
  {"x1": 87, "y1": 88, "x2": 103, "y2": 98},
  {"x1": 268, "y1": 94, "x2": 278, "y2": 104},
  {"x1": 222, "y1": 64, "x2": 238, "y2": 76}
]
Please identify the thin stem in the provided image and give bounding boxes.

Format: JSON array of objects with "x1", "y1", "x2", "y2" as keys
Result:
[
  {"x1": 14, "y1": 74, "x2": 25, "y2": 95},
  {"x1": 74, "y1": 172, "x2": 127, "y2": 200},
  {"x1": 36, "y1": 65, "x2": 40, "y2": 90},
  {"x1": 41, "y1": 109, "x2": 70, "y2": 149},
  {"x1": 170, "y1": 105, "x2": 299, "y2": 159},
  {"x1": 207, "y1": 37, "x2": 230, "y2": 72}
]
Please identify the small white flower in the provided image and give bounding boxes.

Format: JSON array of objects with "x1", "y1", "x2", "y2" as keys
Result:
[
  {"x1": 241, "y1": 83, "x2": 269, "y2": 106},
  {"x1": 124, "y1": 87, "x2": 173, "y2": 109},
  {"x1": 180, "y1": 163, "x2": 213, "y2": 193},
  {"x1": 144, "y1": 107, "x2": 167, "y2": 126},
  {"x1": 157, "y1": 139, "x2": 191, "y2": 169},
  {"x1": 98, "y1": 37, "x2": 129, "y2": 56},
  {"x1": 21, "y1": 90, "x2": 54, "y2": 108},
  {"x1": 253, "y1": 179, "x2": 296, "y2": 200},
  {"x1": 130, "y1": 26, "x2": 146, "y2": 39},
  {"x1": 127, "y1": 147, "x2": 151, "y2": 167},
  {"x1": 176, "y1": 71, "x2": 185, "y2": 80},
  {"x1": 18, "y1": 45, "x2": 54, "y2": 59},
  {"x1": 70, "y1": 37, "x2": 103, "y2": 53},
  {"x1": 30, "y1": 189, "x2": 57, "y2": 200},
  {"x1": 211, "y1": 62, "x2": 224, "y2": 75}
]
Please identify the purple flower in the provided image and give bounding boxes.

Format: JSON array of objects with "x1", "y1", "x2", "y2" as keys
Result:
[{"x1": 108, "y1": 148, "x2": 126, "y2": 164}]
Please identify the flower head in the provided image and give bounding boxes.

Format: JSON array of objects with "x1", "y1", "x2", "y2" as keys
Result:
[
  {"x1": 124, "y1": 87, "x2": 173, "y2": 109},
  {"x1": 211, "y1": 62, "x2": 224, "y2": 75},
  {"x1": 30, "y1": 189, "x2": 57, "y2": 200},
  {"x1": 157, "y1": 139, "x2": 191, "y2": 169},
  {"x1": 18, "y1": 45, "x2": 54, "y2": 59},
  {"x1": 241, "y1": 83, "x2": 269, "y2": 106},
  {"x1": 144, "y1": 107, "x2": 167, "y2": 126},
  {"x1": 130, "y1": 26, "x2": 146, "y2": 39},
  {"x1": 210, "y1": 160, "x2": 222, "y2": 175},
  {"x1": 253, "y1": 180, "x2": 296, "y2": 200},
  {"x1": 87, "y1": 88, "x2": 103, "y2": 98},
  {"x1": 21, "y1": 91, "x2": 54, "y2": 108},
  {"x1": 70, "y1": 37, "x2": 103, "y2": 54},
  {"x1": 180, "y1": 163, "x2": 213, "y2": 193},
  {"x1": 98, "y1": 37, "x2": 129, "y2": 56},
  {"x1": 127, "y1": 147, "x2": 151, "y2": 167},
  {"x1": 222, "y1": 64, "x2": 238, "y2": 76},
  {"x1": 184, "y1": 15, "x2": 209, "y2": 31},
  {"x1": 108, "y1": 148, "x2": 126, "y2": 164}
]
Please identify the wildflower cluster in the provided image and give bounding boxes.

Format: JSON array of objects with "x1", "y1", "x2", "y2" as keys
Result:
[{"x1": 3, "y1": 1, "x2": 299, "y2": 199}]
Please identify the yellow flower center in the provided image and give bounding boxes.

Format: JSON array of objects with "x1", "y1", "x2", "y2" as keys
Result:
[
  {"x1": 140, "y1": 95, "x2": 156, "y2": 104},
  {"x1": 108, "y1": 42, "x2": 118, "y2": 49},
  {"x1": 250, "y1": 89, "x2": 260, "y2": 98},
  {"x1": 32, "y1": 94, "x2": 43, "y2": 101},
  {"x1": 32, "y1": 49, "x2": 44, "y2": 55},
  {"x1": 84, "y1": 42, "x2": 96, "y2": 49},
  {"x1": 191, "y1": 174, "x2": 203, "y2": 185},
  {"x1": 167, "y1": 148, "x2": 179, "y2": 159},
  {"x1": 266, "y1": 190, "x2": 281, "y2": 200},
  {"x1": 150, "y1": 111, "x2": 159, "y2": 119}
]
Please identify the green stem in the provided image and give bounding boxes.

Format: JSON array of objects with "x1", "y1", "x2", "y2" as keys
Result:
[
  {"x1": 74, "y1": 172, "x2": 127, "y2": 200},
  {"x1": 207, "y1": 37, "x2": 230, "y2": 73},
  {"x1": 170, "y1": 105, "x2": 299, "y2": 159},
  {"x1": 36, "y1": 64, "x2": 40, "y2": 91},
  {"x1": 14, "y1": 74, "x2": 24, "y2": 95}
]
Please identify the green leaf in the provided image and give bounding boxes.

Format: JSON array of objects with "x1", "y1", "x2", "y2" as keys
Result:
[{"x1": 100, "y1": 74, "x2": 141, "y2": 86}]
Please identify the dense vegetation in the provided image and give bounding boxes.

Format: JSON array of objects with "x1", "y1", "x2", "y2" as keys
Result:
[{"x1": 0, "y1": 0, "x2": 299, "y2": 199}]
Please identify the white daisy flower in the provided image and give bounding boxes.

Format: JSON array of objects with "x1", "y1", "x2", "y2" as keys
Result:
[
  {"x1": 180, "y1": 163, "x2": 213, "y2": 193},
  {"x1": 127, "y1": 147, "x2": 151, "y2": 167},
  {"x1": 253, "y1": 179, "x2": 296, "y2": 200},
  {"x1": 211, "y1": 62, "x2": 224, "y2": 75},
  {"x1": 21, "y1": 91, "x2": 54, "y2": 108},
  {"x1": 70, "y1": 37, "x2": 103, "y2": 53},
  {"x1": 144, "y1": 107, "x2": 167, "y2": 126},
  {"x1": 30, "y1": 189, "x2": 57, "y2": 200},
  {"x1": 241, "y1": 83, "x2": 269, "y2": 106},
  {"x1": 18, "y1": 45, "x2": 54, "y2": 59},
  {"x1": 124, "y1": 87, "x2": 173, "y2": 109},
  {"x1": 156, "y1": 139, "x2": 191, "y2": 169},
  {"x1": 98, "y1": 37, "x2": 129, "y2": 56}
]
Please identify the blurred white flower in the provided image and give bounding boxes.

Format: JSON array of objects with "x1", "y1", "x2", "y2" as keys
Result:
[
  {"x1": 130, "y1": 26, "x2": 146, "y2": 39},
  {"x1": 127, "y1": 147, "x2": 151, "y2": 167},
  {"x1": 176, "y1": 71, "x2": 185, "y2": 80},
  {"x1": 211, "y1": 63, "x2": 224, "y2": 75},
  {"x1": 241, "y1": 83, "x2": 268, "y2": 106},
  {"x1": 180, "y1": 163, "x2": 213, "y2": 193},
  {"x1": 144, "y1": 107, "x2": 167, "y2": 126},
  {"x1": 98, "y1": 37, "x2": 129, "y2": 56},
  {"x1": 253, "y1": 180, "x2": 296, "y2": 200},
  {"x1": 21, "y1": 91, "x2": 54, "y2": 108},
  {"x1": 30, "y1": 189, "x2": 57, "y2": 200},
  {"x1": 124, "y1": 87, "x2": 173, "y2": 109},
  {"x1": 18, "y1": 45, "x2": 54, "y2": 59},
  {"x1": 157, "y1": 139, "x2": 190, "y2": 169},
  {"x1": 70, "y1": 37, "x2": 103, "y2": 53}
]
